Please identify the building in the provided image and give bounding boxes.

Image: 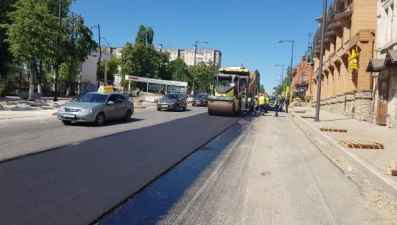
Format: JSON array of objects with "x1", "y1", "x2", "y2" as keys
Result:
[
  {"x1": 366, "y1": 0, "x2": 397, "y2": 127},
  {"x1": 311, "y1": 0, "x2": 377, "y2": 121},
  {"x1": 78, "y1": 50, "x2": 111, "y2": 94},
  {"x1": 292, "y1": 47, "x2": 315, "y2": 100},
  {"x1": 157, "y1": 45, "x2": 222, "y2": 68}
]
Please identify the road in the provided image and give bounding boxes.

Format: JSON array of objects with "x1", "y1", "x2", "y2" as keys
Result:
[
  {"x1": 0, "y1": 106, "x2": 241, "y2": 225},
  {"x1": 0, "y1": 106, "x2": 207, "y2": 161},
  {"x1": 1, "y1": 108, "x2": 395, "y2": 225},
  {"x1": 99, "y1": 113, "x2": 396, "y2": 225}
]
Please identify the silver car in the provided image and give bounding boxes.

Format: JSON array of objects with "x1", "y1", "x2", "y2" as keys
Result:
[{"x1": 57, "y1": 92, "x2": 134, "y2": 125}]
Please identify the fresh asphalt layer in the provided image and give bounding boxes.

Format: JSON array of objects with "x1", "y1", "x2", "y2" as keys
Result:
[{"x1": 0, "y1": 113, "x2": 240, "y2": 225}]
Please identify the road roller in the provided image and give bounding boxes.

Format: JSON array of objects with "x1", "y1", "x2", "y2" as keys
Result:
[{"x1": 208, "y1": 66, "x2": 256, "y2": 116}]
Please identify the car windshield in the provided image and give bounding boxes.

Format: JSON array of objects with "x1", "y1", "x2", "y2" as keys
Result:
[
  {"x1": 163, "y1": 94, "x2": 178, "y2": 99},
  {"x1": 195, "y1": 94, "x2": 207, "y2": 99},
  {"x1": 75, "y1": 93, "x2": 108, "y2": 103}
]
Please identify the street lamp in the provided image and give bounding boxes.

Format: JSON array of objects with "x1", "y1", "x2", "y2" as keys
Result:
[
  {"x1": 315, "y1": 0, "x2": 328, "y2": 122},
  {"x1": 279, "y1": 39, "x2": 294, "y2": 101},
  {"x1": 191, "y1": 40, "x2": 209, "y2": 96},
  {"x1": 275, "y1": 64, "x2": 284, "y2": 89},
  {"x1": 275, "y1": 74, "x2": 282, "y2": 94}
]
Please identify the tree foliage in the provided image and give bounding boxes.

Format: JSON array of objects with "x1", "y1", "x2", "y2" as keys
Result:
[
  {"x1": 189, "y1": 61, "x2": 217, "y2": 94},
  {"x1": 0, "y1": 0, "x2": 17, "y2": 79},
  {"x1": 5, "y1": 0, "x2": 96, "y2": 99},
  {"x1": 98, "y1": 54, "x2": 120, "y2": 82},
  {"x1": 169, "y1": 58, "x2": 190, "y2": 82}
]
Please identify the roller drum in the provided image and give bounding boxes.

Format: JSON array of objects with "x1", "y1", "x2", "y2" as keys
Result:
[{"x1": 208, "y1": 101, "x2": 235, "y2": 116}]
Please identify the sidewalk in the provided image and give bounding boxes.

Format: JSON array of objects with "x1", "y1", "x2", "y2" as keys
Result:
[{"x1": 289, "y1": 105, "x2": 397, "y2": 197}]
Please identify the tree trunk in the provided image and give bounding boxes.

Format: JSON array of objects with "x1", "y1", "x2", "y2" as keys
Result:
[
  {"x1": 37, "y1": 60, "x2": 42, "y2": 97},
  {"x1": 53, "y1": 63, "x2": 59, "y2": 101},
  {"x1": 28, "y1": 60, "x2": 37, "y2": 101}
]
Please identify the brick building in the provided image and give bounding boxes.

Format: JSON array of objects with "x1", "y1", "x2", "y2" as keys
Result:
[
  {"x1": 311, "y1": 0, "x2": 377, "y2": 121},
  {"x1": 292, "y1": 47, "x2": 315, "y2": 100}
]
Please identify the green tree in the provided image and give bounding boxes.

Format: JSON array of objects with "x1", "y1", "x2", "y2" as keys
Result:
[
  {"x1": 0, "y1": 0, "x2": 17, "y2": 81},
  {"x1": 254, "y1": 70, "x2": 260, "y2": 94},
  {"x1": 98, "y1": 54, "x2": 120, "y2": 83},
  {"x1": 189, "y1": 61, "x2": 217, "y2": 94},
  {"x1": 6, "y1": 0, "x2": 73, "y2": 100},
  {"x1": 169, "y1": 58, "x2": 190, "y2": 82},
  {"x1": 158, "y1": 50, "x2": 171, "y2": 80},
  {"x1": 259, "y1": 84, "x2": 265, "y2": 93},
  {"x1": 135, "y1": 25, "x2": 146, "y2": 45},
  {"x1": 62, "y1": 14, "x2": 97, "y2": 96},
  {"x1": 146, "y1": 26, "x2": 154, "y2": 46}
]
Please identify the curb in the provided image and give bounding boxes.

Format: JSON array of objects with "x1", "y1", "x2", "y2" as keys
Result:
[{"x1": 290, "y1": 112, "x2": 397, "y2": 197}]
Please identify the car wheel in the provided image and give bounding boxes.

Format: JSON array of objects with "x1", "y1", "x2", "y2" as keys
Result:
[
  {"x1": 175, "y1": 105, "x2": 180, "y2": 112},
  {"x1": 123, "y1": 110, "x2": 131, "y2": 121},
  {"x1": 94, "y1": 112, "x2": 105, "y2": 126},
  {"x1": 192, "y1": 103, "x2": 195, "y2": 106},
  {"x1": 62, "y1": 120, "x2": 71, "y2": 125},
  {"x1": 157, "y1": 108, "x2": 161, "y2": 111}
]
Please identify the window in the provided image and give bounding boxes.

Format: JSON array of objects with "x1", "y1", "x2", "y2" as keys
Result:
[{"x1": 302, "y1": 73, "x2": 307, "y2": 82}]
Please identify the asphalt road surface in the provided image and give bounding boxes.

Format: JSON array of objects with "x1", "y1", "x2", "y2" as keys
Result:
[
  {"x1": 0, "y1": 106, "x2": 240, "y2": 225},
  {"x1": 99, "y1": 113, "x2": 396, "y2": 225},
  {"x1": 0, "y1": 106, "x2": 207, "y2": 161}
]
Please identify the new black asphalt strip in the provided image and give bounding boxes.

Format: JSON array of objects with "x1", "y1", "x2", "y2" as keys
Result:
[{"x1": 0, "y1": 113, "x2": 240, "y2": 225}]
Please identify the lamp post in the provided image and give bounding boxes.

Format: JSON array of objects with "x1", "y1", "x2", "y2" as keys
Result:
[
  {"x1": 191, "y1": 40, "x2": 209, "y2": 96},
  {"x1": 275, "y1": 64, "x2": 284, "y2": 92},
  {"x1": 275, "y1": 74, "x2": 282, "y2": 93},
  {"x1": 315, "y1": 0, "x2": 327, "y2": 122},
  {"x1": 279, "y1": 39, "x2": 294, "y2": 101}
]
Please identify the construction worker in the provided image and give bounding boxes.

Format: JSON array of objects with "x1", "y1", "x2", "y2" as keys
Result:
[
  {"x1": 264, "y1": 94, "x2": 270, "y2": 113},
  {"x1": 254, "y1": 95, "x2": 259, "y2": 115},
  {"x1": 275, "y1": 95, "x2": 281, "y2": 117},
  {"x1": 258, "y1": 94, "x2": 266, "y2": 116}
]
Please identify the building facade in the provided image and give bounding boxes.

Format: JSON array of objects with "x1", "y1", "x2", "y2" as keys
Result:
[
  {"x1": 311, "y1": 0, "x2": 377, "y2": 121},
  {"x1": 366, "y1": 0, "x2": 397, "y2": 128},
  {"x1": 292, "y1": 48, "x2": 315, "y2": 100},
  {"x1": 157, "y1": 47, "x2": 222, "y2": 68}
]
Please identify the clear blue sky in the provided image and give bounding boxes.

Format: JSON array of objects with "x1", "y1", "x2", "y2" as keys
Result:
[{"x1": 71, "y1": 0, "x2": 329, "y2": 93}]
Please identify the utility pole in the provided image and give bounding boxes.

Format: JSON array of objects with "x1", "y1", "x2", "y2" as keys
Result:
[
  {"x1": 97, "y1": 23, "x2": 101, "y2": 88},
  {"x1": 53, "y1": 0, "x2": 62, "y2": 102},
  {"x1": 315, "y1": 0, "x2": 328, "y2": 122},
  {"x1": 191, "y1": 40, "x2": 209, "y2": 96}
]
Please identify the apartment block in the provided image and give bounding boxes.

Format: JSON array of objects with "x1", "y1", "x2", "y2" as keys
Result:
[
  {"x1": 311, "y1": 0, "x2": 376, "y2": 121},
  {"x1": 157, "y1": 46, "x2": 222, "y2": 68}
]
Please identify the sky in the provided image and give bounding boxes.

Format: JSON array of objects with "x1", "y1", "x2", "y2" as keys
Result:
[{"x1": 71, "y1": 0, "x2": 329, "y2": 93}]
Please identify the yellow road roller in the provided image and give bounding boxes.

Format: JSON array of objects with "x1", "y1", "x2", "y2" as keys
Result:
[{"x1": 208, "y1": 66, "x2": 256, "y2": 116}]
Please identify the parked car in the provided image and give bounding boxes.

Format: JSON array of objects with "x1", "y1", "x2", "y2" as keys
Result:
[
  {"x1": 157, "y1": 93, "x2": 187, "y2": 111},
  {"x1": 267, "y1": 97, "x2": 277, "y2": 111},
  {"x1": 57, "y1": 92, "x2": 134, "y2": 126},
  {"x1": 192, "y1": 93, "x2": 208, "y2": 106}
]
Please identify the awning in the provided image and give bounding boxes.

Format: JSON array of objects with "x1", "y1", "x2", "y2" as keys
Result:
[
  {"x1": 366, "y1": 59, "x2": 385, "y2": 72},
  {"x1": 384, "y1": 50, "x2": 397, "y2": 66},
  {"x1": 335, "y1": 10, "x2": 353, "y2": 21}
]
